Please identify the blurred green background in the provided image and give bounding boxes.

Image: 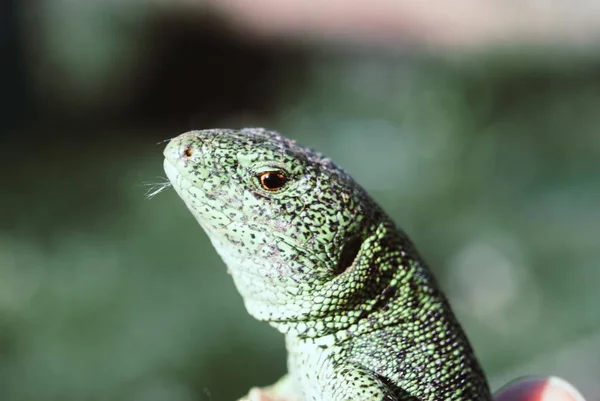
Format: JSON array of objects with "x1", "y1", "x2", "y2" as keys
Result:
[{"x1": 1, "y1": 1, "x2": 599, "y2": 400}]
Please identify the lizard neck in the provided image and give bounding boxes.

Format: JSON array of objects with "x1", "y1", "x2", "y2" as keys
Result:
[{"x1": 269, "y1": 220, "x2": 446, "y2": 344}]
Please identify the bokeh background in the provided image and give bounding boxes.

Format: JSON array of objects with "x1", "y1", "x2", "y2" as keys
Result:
[{"x1": 1, "y1": 1, "x2": 599, "y2": 400}]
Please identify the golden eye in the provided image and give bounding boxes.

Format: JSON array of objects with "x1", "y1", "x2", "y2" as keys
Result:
[{"x1": 259, "y1": 171, "x2": 288, "y2": 191}]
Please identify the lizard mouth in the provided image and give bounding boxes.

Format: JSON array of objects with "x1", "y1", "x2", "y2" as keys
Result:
[
  {"x1": 162, "y1": 157, "x2": 177, "y2": 181},
  {"x1": 163, "y1": 158, "x2": 193, "y2": 196},
  {"x1": 163, "y1": 131, "x2": 209, "y2": 197}
]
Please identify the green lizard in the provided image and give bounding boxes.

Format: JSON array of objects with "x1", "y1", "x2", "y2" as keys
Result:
[{"x1": 163, "y1": 128, "x2": 492, "y2": 401}]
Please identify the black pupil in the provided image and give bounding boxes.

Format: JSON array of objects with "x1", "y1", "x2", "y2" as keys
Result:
[{"x1": 262, "y1": 172, "x2": 286, "y2": 190}]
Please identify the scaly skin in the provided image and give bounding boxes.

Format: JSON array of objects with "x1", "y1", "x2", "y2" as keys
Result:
[{"x1": 163, "y1": 128, "x2": 492, "y2": 401}]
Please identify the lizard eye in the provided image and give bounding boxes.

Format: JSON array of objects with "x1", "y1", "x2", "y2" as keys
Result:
[{"x1": 259, "y1": 171, "x2": 288, "y2": 191}]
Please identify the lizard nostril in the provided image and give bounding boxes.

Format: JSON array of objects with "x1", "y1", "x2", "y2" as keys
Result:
[{"x1": 183, "y1": 146, "x2": 194, "y2": 158}]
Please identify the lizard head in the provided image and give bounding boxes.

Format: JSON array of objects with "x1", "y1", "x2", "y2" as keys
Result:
[{"x1": 163, "y1": 129, "x2": 384, "y2": 329}]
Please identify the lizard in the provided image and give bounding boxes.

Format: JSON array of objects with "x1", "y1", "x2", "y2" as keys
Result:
[{"x1": 162, "y1": 128, "x2": 492, "y2": 401}]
